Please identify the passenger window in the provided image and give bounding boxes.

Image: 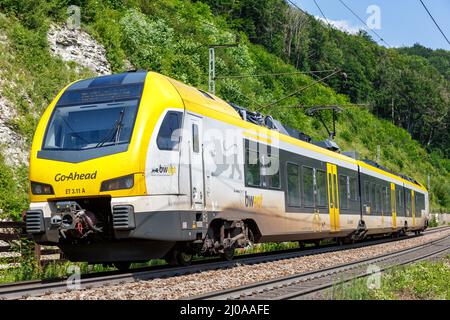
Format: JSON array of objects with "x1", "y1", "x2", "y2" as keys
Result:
[
  {"x1": 303, "y1": 166, "x2": 314, "y2": 207},
  {"x1": 268, "y1": 155, "x2": 280, "y2": 189},
  {"x1": 364, "y1": 181, "x2": 370, "y2": 206},
  {"x1": 339, "y1": 175, "x2": 348, "y2": 209},
  {"x1": 157, "y1": 111, "x2": 182, "y2": 150},
  {"x1": 192, "y1": 123, "x2": 199, "y2": 153},
  {"x1": 315, "y1": 169, "x2": 327, "y2": 207},
  {"x1": 349, "y1": 176, "x2": 358, "y2": 201},
  {"x1": 406, "y1": 190, "x2": 411, "y2": 216},
  {"x1": 377, "y1": 185, "x2": 382, "y2": 214},
  {"x1": 396, "y1": 189, "x2": 403, "y2": 215},
  {"x1": 416, "y1": 193, "x2": 425, "y2": 215},
  {"x1": 287, "y1": 163, "x2": 300, "y2": 207},
  {"x1": 385, "y1": 187, "x2": 391, "y2": 214},
  {"x1": 372, "y1": 184, "x2": 379, "y2": 213},
  {"x1": 371, "y1": 183, "x2": 376, "y2": 211},
  {"x1": 245, "y1": 148, "x2": 260, "y2": 187}
]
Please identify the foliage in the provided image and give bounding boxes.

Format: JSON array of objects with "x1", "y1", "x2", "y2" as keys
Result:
[
  {"x1": 203, "y1": 1, "x2": 450, "y2": 157},
  {"x1": 428, "y1": 216, "x2": 439, "y2": 228},
  {"x1": 0, "y1": 0, "x2": 448, "y2": 217},
  {"x1": 399, "y1": 43, "x2": 450, "y2": 81},
  {"x1": 0, "y1": 11, "x2": 92, "y2": 218},
  {"x1": 0, "y1": 157, "x2": 28, "y2": 221},
  {"x1": 330, "y1": 258, "x2": 450, "y2": 300}
]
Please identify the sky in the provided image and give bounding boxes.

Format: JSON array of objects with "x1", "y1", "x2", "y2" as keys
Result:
[{"x1": 294, "y1": 0, "x2": 450, "y2": 50}]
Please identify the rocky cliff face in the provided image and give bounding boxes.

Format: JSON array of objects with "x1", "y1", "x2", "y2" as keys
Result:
[
  {"x1": 0, "y1": 30, "x2": 29, "y2": 167},
  {"x1": 47, "y1": 24, "x2": 111, "y2": 75},
  {"x1": 0, "y1": 24, "x2": 113, "y2": 168}
]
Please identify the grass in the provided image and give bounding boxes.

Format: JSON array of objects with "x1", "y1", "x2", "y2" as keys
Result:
[
  {"x1": 329, "y1": 256, "x2": 450, "y2": 300},
  {"x1": 236, "y1": 241, "x2": 300, "y2": 255}
]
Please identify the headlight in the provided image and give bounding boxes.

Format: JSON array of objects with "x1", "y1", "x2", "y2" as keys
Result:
[
  {"x1": 31, "y1": 182, "x2": 54, "y2": 195},
  {"x1": 100, "y1": 174, "x2": 134, "y2": 192}
]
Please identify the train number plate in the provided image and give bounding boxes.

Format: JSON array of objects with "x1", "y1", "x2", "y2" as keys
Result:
[{"x1": 65, "y1": 188, "x2": 86, "y2": 195}]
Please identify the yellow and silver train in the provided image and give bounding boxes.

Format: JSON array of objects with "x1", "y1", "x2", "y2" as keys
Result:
[{"x1": 26, "y1": 71, "x2": 429, "y2": 268}]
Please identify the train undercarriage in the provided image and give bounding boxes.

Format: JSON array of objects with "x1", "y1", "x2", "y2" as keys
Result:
[
  {"x1": 27, "y1": 197, "x2": 426, "y2": 270},
  {"x1": 28, "y1": 198, "x2": 260, "y2": 270}
]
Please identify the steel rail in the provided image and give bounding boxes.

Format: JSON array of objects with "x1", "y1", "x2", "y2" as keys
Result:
[
  {"x1": 192, "y1": 234, "x2": 450, "y2": 300},
  {"x1": 0, "y1": 226, "x2": 448, "y2": 300}
]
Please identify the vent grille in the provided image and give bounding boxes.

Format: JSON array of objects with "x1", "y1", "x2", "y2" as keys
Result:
[
  {"x1": 112, "y1": 205, "x2": 135, "y2": 230},
  {"x1": 26, "y1": 210, "x2": 44, "y2": 233}
]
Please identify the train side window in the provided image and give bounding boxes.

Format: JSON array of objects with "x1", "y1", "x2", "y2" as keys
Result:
[
  {"x1": 267, "y1": 154, "x2": 280, "y2": 189},
  {"x1": 315, "y1": 169, "x2": 327, "y2": 207},
  {"x1": 245, "y1": 148, "x2": 260, "y2": 187},
  {"x1": 303, "y1": 166, "x2": 314, "y2": 207},
  {"x1": 364, "y1": 181, "x2": 370, "y2": 206},
  {"x1": 416, "y1": 193, "x2": 425, "y2": 216},
  {"x1": 349, "y1": 176, "x2": 358, "y2": 201},
  {"x1": 287, "y1": 163, "x2": 300, "y2": 207},
  {"x1": 339, "y1": 175, "x2": 349, "y2": 210},
  {"x1": 396, "y1": 189, "x2": 403, "y2": 216},
  {"x1": 372, "y1": 184, "x2": 376, "y2": 213},
  {"x1": 192, "y1": 123, "x2": 199, "y2": 153},
  {"x1": 385, "y1": 187, "x2": 391, "y2": 214},
  {"x1": 406, "y1": 190, "x2": 411, "y2": 217},
  {"x1": 377, "y1": 185, "x2": 382, "y2": 214},
  {"x1": 371, "y1": 183, "x2": 376, "y2": 212},
  {"x1": 157, "y1": 111, "x2": 182, "y2": 151}
]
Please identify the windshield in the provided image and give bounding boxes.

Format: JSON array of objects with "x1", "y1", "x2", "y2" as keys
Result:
[{"x1": 43, "y1": 99, "x2": 139, "y2": 150}]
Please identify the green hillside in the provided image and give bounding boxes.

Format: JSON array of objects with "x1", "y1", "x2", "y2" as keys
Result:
[
  {"x1": 0, "y1": 0, "x2": 448, "y2": 220},
  {"x1": 203, "y1": 0, "x2": 450, "y2": 156}
]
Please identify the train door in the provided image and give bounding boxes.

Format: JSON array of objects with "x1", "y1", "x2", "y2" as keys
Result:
[
  {"x1": 327, "y1": 163, "x2": 340, "y2": 232},
  {"x1": 186, "y1": 114, "x2": 204, "y2": 210},
  {"x1": 411, "y1": 190, "x2": 415, "y2": 227},
  {"x1": 390, "y1": 183, "x2": 397, "y2": 228}
]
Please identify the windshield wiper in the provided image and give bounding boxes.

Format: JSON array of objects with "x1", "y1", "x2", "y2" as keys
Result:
[{"x1": 95, "y1": 109, "x2": 125, "y2": 148}]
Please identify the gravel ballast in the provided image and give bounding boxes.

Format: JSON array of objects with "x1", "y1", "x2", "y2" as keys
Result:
[{"x1": 29, "y1": 229, "x2": 450, "y2": 300}]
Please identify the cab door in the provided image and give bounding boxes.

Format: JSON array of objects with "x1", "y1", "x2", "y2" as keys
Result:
[
  {"x1": 390, "y1": 183, "x2": 397, "y2": 228},
  {"x1": 186, "y1": 114, "x2": 204, "y2": 210},
  {"x1": 411, "y1": 190, "x2": 416, "y2": 227},
  {"x1": 327, "y1": 163, "x2": 340, "y2": 232}
]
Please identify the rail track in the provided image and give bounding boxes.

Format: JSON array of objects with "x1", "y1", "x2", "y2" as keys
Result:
[
  {"x1": 193, "y1": 233, "x2": 450, "y2": 300},
  {"x1": 0, "y1": 226, "x2": 448, "y2": 300}
]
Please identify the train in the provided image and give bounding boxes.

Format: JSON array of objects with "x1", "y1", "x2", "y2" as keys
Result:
[{"x1": 25, "y1": 71, "x2": 429, "y2": 269}]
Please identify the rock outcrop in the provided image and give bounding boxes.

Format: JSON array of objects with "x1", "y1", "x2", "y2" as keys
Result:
[
  {"x1": 0, "y1": 30, "x2": 29, "y2": 167},
  {"x1": 47, "y1": 24, "x2": 111, "y2": 75}
]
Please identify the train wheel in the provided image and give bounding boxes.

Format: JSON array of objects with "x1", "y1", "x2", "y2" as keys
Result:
[
  {"x1": 177, "y1": 251, "x2": 193, "y2": 266},
  {"x1": 164, "y1": 250, "x2": 178, "y2": 266},
  {"x1": 221, "y1": 248, "x2": 235, "y2": 261},
  {"x1": 113, "y1": 262, "x2": 131, "y2": 271}
]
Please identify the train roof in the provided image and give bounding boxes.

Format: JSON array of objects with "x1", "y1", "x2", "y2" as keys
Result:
[
  {"x1": 63, "y1": 71, "x2": 426, "y2": 192},
  {"x1": 158, "y1": 72, "x2": 427, "y2": 193}
]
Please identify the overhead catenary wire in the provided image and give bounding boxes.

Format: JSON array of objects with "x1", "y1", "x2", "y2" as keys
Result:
[
  {"x1": 286, "y1": 0, "x2": 308, "y2": 15},
  {"x1": 215, "y1": 69, "x2": 336, "y2": 80},
  {"x1": 337, "y1": 0, "x2": 391, "y2": 48},
  {"x1": 419, "y1": 0, "x2": 450, "y2": 46},
  {"x1": 262, "y1": 69, "x2": 342, "y2": 108},
  {"x1": 277, "y1": 103, "x2": 368, "y2": 109},
  {"x1": 313, "y1": 0, "x2": 330, "y2": 26}
]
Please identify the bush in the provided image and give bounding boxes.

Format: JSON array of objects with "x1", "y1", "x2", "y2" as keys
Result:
[{"x1": 428, "y1": 215, "x2": 439, "y2": 228}]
